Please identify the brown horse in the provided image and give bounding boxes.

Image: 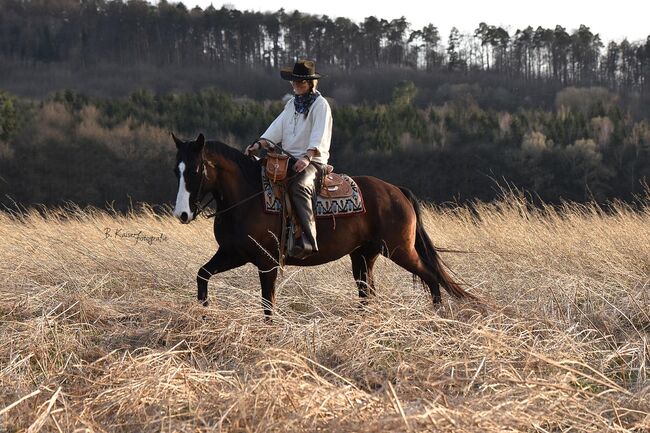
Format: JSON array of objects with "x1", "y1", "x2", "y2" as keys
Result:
[{"x1": 172, "y1": 133, "x2": 472, "y2": 317}]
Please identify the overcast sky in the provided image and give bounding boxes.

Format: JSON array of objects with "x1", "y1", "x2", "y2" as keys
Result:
[{"x1": 176, "y1": 0, "x2": 649, "y2": 44}]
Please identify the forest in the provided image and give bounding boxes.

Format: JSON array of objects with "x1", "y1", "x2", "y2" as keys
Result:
[
  {"x1": 2, "y1": 0, "x2": 650, "y2": 90},
  {"x1": 1, "y1": 0, "x2": 650, "y2": 209}
]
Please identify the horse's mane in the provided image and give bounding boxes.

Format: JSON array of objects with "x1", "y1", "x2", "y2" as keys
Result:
[{"x1": 205, "y1": 140, "x2": 261, "y2": 187}]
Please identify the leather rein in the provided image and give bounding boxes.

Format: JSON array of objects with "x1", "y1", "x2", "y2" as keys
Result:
[{"x1": 192, "y1": 140, "x2": 305, "y2": 220}]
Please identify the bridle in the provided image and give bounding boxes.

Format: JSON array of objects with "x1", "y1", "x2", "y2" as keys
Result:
[{"x1": 192, "y1": 156, "x2": 216, "y2": 218}]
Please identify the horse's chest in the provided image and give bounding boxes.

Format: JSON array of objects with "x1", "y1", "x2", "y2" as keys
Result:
[
  {"x1": 213, "y1": 221, "x2": 266, "y2": 246},
  {"x1": 213, "y1": 221, "x2": 239, "y2": 244}
]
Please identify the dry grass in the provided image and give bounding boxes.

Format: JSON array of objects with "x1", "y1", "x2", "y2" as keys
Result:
[{"x1": 1, "y1": 195, "x2": 649, "y2": 432}]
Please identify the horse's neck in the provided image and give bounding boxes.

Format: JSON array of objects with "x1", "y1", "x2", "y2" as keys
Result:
[{"x1": 212, "y1": 159, "x2": 261, "y2": 208}]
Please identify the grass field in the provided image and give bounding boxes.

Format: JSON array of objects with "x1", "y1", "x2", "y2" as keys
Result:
[{"x1": 1, "y1": 195, "x2": 649, "y2": 432}]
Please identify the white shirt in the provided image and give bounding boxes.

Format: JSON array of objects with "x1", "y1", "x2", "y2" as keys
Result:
[{"x1": 261, "y1": 94, "x2": 332, "y2": 164}]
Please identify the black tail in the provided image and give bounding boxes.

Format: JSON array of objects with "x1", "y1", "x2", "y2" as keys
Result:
[{"x1": 399, "y1": 187, "x2": 474, "y2": 300}]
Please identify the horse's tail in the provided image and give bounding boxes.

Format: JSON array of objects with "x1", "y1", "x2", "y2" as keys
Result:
[{"x1": 399, "y1": 187, "x2": 474, "y2": 300}]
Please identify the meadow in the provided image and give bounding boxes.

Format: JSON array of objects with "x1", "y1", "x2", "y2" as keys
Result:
[{"x1": 0, "y1": 194, "x2": 648, "y2": 432}]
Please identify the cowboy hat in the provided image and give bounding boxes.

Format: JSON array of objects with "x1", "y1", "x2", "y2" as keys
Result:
[{"x1": 280, "y1": 59, "x2": 323, "y2": 81}]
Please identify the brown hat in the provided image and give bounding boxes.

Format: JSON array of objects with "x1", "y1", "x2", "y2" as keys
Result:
[{"x1": 280, "y1": 60, "x2": 323, "y2": 81}]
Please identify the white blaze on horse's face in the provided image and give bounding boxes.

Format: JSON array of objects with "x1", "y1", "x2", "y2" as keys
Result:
[{"x1": 173, "y1": 162, "x2": 194, "y2": 223}]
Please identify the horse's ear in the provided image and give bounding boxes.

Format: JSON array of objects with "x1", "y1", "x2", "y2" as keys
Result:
[
  {"x1": 172, "y1": 133, "x2": 183, "y2": 149},
  {"x1": 192, "y1": 133, "x2": 205, "y2": 152}
]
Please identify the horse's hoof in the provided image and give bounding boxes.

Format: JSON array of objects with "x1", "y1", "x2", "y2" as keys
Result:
[{"x1": 357, "y1": 299, "x2": 370, "y2": 311}]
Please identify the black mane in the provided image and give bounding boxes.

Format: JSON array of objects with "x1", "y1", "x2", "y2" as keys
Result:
[{"x1": 205, "y1": 140, "x2": 262, "y2": 186}]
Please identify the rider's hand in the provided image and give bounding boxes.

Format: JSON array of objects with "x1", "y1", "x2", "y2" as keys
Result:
[
  {"x1": 293, "y1": 157, "x2": 310, "y2": 173},
  {"x1": 245, "y1": 141, "x2": 260, "y2": 156},
  {"x1": 245, "y1": 139, "x2": 274, "y2": 156}
]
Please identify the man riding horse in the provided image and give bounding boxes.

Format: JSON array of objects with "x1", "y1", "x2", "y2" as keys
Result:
[{"x1": 245, "y1": 59, "x2": 331, "y2": 259}]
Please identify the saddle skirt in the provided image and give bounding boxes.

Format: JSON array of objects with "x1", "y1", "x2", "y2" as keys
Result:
[{"x1": 262, "y1": 168, "x2": 365, "y2": 217}]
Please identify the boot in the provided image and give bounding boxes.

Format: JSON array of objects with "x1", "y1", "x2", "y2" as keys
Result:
[{"x1": 288, "y1": 165, "x2": 319, "y2": 259}]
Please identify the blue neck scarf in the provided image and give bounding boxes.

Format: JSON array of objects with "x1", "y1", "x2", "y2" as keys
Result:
[{"x1": 294, "y1": 90, "x2": 320, "y2": 115}]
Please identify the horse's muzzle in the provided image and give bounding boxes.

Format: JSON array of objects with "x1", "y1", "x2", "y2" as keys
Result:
[{"x1": 175, "y1": 211, "x2": 194, "y2": 224}]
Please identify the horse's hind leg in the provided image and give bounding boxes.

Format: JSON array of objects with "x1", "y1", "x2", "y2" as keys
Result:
[
  {"x1": 386, "y1": 248, "x2": 442, "y2": 304},
  {"x1": 197, "y1": 248, "x2": 246, "y2": 306},
  {"x1": 350, "y1": 244, "x2": 380, "y2": 304},
  {"x1": 259, "y1": 267, "x2": 278, "y2": 319}
]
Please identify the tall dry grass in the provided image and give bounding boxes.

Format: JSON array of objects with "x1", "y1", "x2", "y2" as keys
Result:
[{"x1": 0, "y1": 195, "x2": 649, "y2": 432}]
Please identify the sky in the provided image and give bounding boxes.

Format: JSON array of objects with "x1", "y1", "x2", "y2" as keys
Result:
[{"x1": 177, "y1": 0, "x2": 649, "y2": 44}]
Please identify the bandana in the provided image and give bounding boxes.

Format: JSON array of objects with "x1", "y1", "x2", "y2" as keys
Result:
[{"x1": 294, "y1": 91, "x2": 320, "y2": 115}]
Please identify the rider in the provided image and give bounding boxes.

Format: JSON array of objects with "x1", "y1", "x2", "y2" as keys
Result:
[{"x1": 246, "y1": 59, "x2": 332, "y2": 259}]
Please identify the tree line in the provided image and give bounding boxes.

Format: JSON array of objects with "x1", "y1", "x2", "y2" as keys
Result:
[
  {"x1": 1, "y1": 84, "x2": 649, "y2": 209},
  {"x1": 1, "y1": 0, "x2": 649, "y2": 94}
]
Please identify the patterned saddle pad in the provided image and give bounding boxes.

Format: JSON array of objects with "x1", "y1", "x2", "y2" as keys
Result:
[{"x1": 262, "y1": 169, "x2": 365, "y2": 218}]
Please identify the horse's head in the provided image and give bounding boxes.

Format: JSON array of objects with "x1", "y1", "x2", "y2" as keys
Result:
[{"x1": 172, "y1": 133, "x2": 208, "y2": 223}]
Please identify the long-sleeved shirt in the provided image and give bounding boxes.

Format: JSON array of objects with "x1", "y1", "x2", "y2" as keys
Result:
[{"x1": 260, "y1": 94, "x2": 332, "y2": 164}]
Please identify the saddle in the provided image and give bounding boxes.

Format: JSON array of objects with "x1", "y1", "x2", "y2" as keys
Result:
[
  {"x1": 264, "y1": 160, "x2": 354, "y2": 201},
  {"x1": 260, "y1": 158, "x2": 364, "y2": 263},
  {"x1": 320, "y1": 168, "x2": 353, "y2": 198}
]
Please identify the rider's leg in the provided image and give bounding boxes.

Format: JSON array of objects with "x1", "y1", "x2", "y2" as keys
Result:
[{"x1": 288, "y1": 164, "x2": 319, "y2": 258}]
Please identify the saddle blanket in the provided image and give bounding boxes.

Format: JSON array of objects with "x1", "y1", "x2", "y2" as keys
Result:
[{"x1": 262, "y1": 170, "x2": 365, "y2": 217}]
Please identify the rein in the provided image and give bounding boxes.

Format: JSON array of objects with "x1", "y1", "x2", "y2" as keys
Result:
[
  {"x1": 203, "y1": 190, "x2": 264, "y2": 219},
  {"x1": 192, "y1": 143, "x2": 306, "y2": 220},
  {"x1": 192, "y1": 152, "x2": 266, "y2": 220}
]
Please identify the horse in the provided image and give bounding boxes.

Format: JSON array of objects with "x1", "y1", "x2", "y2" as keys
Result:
[{"x1": 172, "y1": 133, "x2": 473, "y2": 317}]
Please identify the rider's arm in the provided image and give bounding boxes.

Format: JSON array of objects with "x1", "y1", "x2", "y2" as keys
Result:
[{"x1": 307, "y1": 98, "x2": 332, "y2": 158}]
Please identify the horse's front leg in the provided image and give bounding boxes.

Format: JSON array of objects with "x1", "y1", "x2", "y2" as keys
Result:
[
  {"x1": 197, "y1": 248, "x2": 246, "y2": 306},
  {"x1": 259, "y1": 267, "x2": 278, "y2": 319}
]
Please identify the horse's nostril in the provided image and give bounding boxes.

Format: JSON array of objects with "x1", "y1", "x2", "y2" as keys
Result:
[{"x1": 180, "y1": 212, "x2": 188, "y2": 222}]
